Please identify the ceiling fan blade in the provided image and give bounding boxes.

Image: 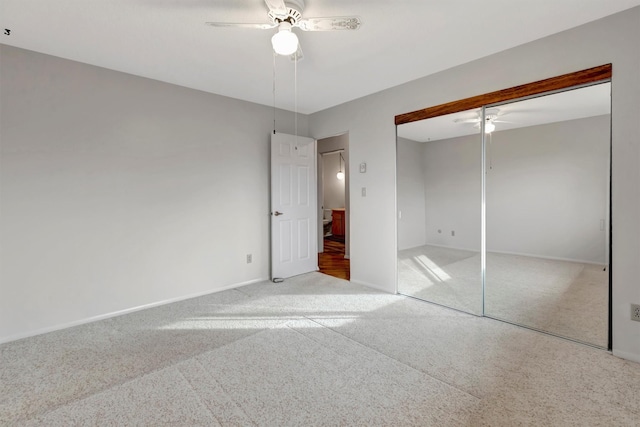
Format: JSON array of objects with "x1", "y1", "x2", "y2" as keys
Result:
[
  {"x1": 264, "y1": 0, "x2": 288, "y2": 18},
  {"x1": 453, "y1": 118, "x2": 480, "y2": 124},
  {"x1": 296, "y1": 16, "x2": 361, "y2": 31},
  {"x1": 205, "y1": 22, "x2": 277, "y2": 30}
]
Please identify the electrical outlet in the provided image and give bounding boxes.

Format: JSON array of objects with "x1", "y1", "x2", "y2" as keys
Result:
[
  {"x1": 246, "y1": 254, "x2": 252, "y2": 264},
  {"x1": 631, "y1": 304, "x2": 640, "y2": 322},
  {"x1": 451, "y1": 230, "x2": 455, "y2": 237}
]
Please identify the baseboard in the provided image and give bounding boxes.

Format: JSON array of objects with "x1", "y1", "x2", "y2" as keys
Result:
[
  {"x1": 417, "y1": 243, "x2": 606, "y2": 266},
  {"x1": 612, "y1": 349, "x2": 640, "y2": 364},
  {"x1": 420, "y1": 242, "x2": 480, "y2": 253},
  {"x1": 487, "y1": 248, "x2": 606, "y2": 266},
  {"x1": 0, "y1": 277, "x2": 268, "y2": 345}
]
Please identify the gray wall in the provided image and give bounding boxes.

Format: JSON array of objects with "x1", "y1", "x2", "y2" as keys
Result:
[
  {"x1": 0, "y1": 44, "x2": 308, "y2": 342},
  {"x1": 486, "y1": 116, "x2": 610, "y2": 264},
  {"x1": 398, "y1": 116, "x2": 610, "y2": 264},
  {"x1": 396, "y1": 137, "x2": 426, "y2": 251},
  {"x1": 310, "y1": 8, "x2": 640, "y2": 362},
  {"x1": 423, "y1": 133, "x2": 482, "y2": 252}
]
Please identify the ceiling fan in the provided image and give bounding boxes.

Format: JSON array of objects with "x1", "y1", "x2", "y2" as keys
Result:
[
  {"x1": 454, "y1": 108, "x2": 511, "y2": 133},
  {"x1": 205, "y1": 0, "x2": 361, "y2": 59}
]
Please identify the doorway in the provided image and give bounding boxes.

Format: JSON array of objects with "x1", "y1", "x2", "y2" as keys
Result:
[{"x1": 317, "y1": 134, "x2": 350, "y2": 280}]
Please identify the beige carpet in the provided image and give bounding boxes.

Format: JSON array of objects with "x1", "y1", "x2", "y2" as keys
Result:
[
  {"x1": 398, "y1": 245, "x2": 483, "y2": 315},
  {"x1": 398, "y1": 245, "x2": 608, "y2": 348},
  {"x1": 2, "y1": 272, "x2": 634, "y2": 426}
]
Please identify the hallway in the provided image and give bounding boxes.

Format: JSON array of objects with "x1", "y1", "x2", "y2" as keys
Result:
[{"x1": 318, "y1": 236, "x2": 350, "y2": 280}]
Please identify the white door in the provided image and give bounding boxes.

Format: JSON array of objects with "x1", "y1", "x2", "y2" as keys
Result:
[{"x1": 271, "y1": 132, "x2": 318, "y2": 280}]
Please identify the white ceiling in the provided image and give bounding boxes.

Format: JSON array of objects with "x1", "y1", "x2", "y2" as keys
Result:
[
  {"x1": 398, "y1": 82, "x2": 611, "y2": 142},
  {"x1": 1, "y1": 1, "x2": 639, "y2": 114}
]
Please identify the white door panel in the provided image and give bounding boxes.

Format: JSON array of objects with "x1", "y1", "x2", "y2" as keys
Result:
[{"x1": 271, "y1": 133, "x2": 317, "y2": 279}]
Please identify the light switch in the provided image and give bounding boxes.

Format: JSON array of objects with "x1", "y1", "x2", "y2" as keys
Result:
[{"x1": 361, "y1": 187, "x2": 367, "y2": 197}]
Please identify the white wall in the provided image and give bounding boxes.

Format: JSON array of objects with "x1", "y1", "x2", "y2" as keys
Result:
[
  {"x1": 486, "y1": 116, "x2": 610, "y2": 263},
  {"x1": 423, "y1": 134, "x2": 482, "y2": 251},
  {"x1": 309, "y1": 8, "x2": 640, "y2": 362},
  {"x1": 322, "y1": 152, "x2": 346, "y2": 210},
  {"x1": 396, "y1": 137, "x2": 426, "y2": 250},
  {"x1": 0, "y1": 45, "x2": 308, "y2": 342},
  {"x1": 402, "y1": 116, "x2": 610, "y2": 262}
]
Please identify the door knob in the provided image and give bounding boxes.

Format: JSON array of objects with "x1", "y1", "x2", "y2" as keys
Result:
[{"x1": 273, "y1": 211, "x2": 283, "y2": 216}]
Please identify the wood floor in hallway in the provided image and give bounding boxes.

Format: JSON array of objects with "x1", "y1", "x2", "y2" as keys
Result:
[{"x1": 318, "y1": 237, "x2": 350, "y2": 280}]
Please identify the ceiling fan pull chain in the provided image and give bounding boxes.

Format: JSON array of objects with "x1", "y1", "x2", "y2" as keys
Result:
[
  {"x1": 294, "y1": 49, "x2": 298, "y2": 145},
  {"x1": 273, "y1": 51, "x2": 277, "y2": 134}
]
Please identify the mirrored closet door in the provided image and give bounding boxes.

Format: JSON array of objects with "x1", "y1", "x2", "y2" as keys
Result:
[
  {"x1": 397, "y1": 109, "x2": 483, "y2": 315},
  {"x1": 484, "y1": 83, "x2": 611, "y2": 348},
  {"x1": 396, "y1": 65, "x2": 611, "y2": 349}
]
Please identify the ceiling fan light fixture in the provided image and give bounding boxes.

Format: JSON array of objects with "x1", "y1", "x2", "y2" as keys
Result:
[
  {"x1": 336, "y1": 152, "x2": 345, "y2": 180},
  {"x1": 271, "y1": 22, "x2": 298, "y2": 55},
  {"x1": 485, "y1": 121, "x2": 496, "y2": 134}
]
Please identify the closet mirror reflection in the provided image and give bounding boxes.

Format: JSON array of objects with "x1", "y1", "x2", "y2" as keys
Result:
[
  {"x1": 396, "y1": 72, "x2": 611, "y2": 348},
  {"x1": 484, "y1": 83, "x2": 611, "y2": 348},
  {"x1": 397, "y1": 109, "x2": 483, "y2": 315}
]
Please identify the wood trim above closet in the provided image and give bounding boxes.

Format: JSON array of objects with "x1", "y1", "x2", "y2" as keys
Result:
[{"x1": 395, "y1": 64, "x2": 612, "y2": 125}]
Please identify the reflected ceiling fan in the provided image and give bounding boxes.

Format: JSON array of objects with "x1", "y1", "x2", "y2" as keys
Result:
[
  {"x1": 205, "y1": 0, "x2": 361, "y2": 60},
  {"x1": 454, "y1": 108, "x2": 511, "y2": 133}
]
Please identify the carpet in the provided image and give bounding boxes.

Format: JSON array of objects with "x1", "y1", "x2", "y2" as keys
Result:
[
  {"x1": 398, "y1": 245, "x2": 608, "y2": 348},
  {"x1": 1, "y1": 272, "x2": 636, "y2": 426}
]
